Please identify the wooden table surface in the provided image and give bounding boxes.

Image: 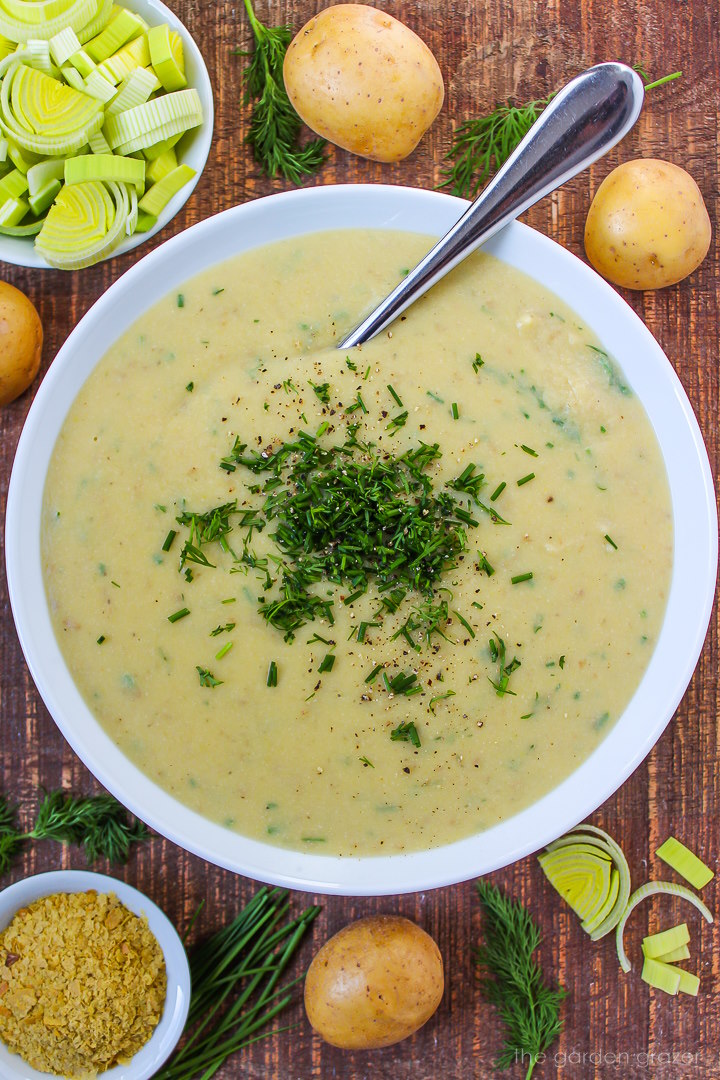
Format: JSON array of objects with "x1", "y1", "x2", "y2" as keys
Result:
[{"x1": 1, "y1": 1, "x2": 718, "y2": 1077}]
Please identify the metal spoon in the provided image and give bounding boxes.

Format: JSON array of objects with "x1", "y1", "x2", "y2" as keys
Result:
[{"x1": 339, "y1": 62, "x2": 644, "y2": 349}]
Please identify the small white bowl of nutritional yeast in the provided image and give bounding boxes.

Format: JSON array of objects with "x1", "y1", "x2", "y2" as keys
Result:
[
  {"x1": 5, "y1": 185, "x2": 718, "y2": 895},
  {"x1": 0, "y1": 870, "x2": 190, "y2": 1079},
  {"x1": 0, "y1": 0, "x2": 213, "y2": 269}
]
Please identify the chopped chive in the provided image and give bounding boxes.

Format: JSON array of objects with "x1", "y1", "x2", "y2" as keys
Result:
[
  {"x1": 472, "y1": 353, "x2": 484, "y2": 372},
  {"x1": 489, "y1": 482, "x2": 506, "y2": 501},
  {"x1": 96, "y1": 635, "x2": 106, "y2": 644},
  {"x1": 511, "y1": 572, "x2": 534, "y2": 584},
  {"x1": 477, "y1": 552, "x2": 495, "y2": 576},
  {"x1": 162, "y1": 529, "x2": 177, "y2": 552},
  {"x1": 559, "y1": 655, "x2": 566, "y2": 669},
  {"x1": 168, "y1": 607, "x2": 190, "y2": 623},
  {"x1": 427, "y1": 390, "x2": 444, "y2": 403},
  {"x1": 451, "y1": 402, "x2": 459, "y2": 419},
  {"x1": 343, "y1": 588, "x2": 365, "y2": 606},
  {"x1": 318, "y1": 653, "x2": 335, "y2": 674},
  {"x1": 520, "y1": 444, "x2": 538, "y2": 457},
  {"x1": 186, "y1": 381, "x2": 194, "y2": 392},
  {"x1": 266, "y1": 660, "x2": 278, "y2": 687},
  {"x1": 345, "y1": 356, "x2": 357, "y2": 371},
  {"x1": 154, "y1": 504, "x2": 166, "y2": 513},
  {"x1": 210, "y1": 622, "x2": 235, "y2": 636},
  {"x1": 517, "y1": 473, "x2": 535, "y2": 486},
  {"x1": 215, "y1": 641, "x2": 233, "y2": 660},
  {"x1": 302, "y1": 836, "x2": 327, "y2": 843},
  {"x1": 221, "y1": 597, "x2": 236, "y2": 604},
  {"x1": 359, "y1": 756, "x2": 375, "y2": 768},
  {"x1": 364, "y1": 663, "x2": 384, "y2": 684},
  {"x1": 111, "y1": 580, "x2": 120, "y2": 589},
  {"x1": 390, "y1": 720, "x2": 421, "y2": 747},
  {"x1": 453, "y1": 610, "x2": 476, "y2": 638},
  {"x1": 604, "y1": 533, "x2": 618, "y2": 549},
  {"x1": 316, "y1": 421, "x2": 330, "y2": 437},
  {"x1": 387, "y1": 384, "x2": 404, "y2": 407},
  {"x1": 363, "y1": 366, "x2": 371, "y2": 380},
  {"x1": 212, "y1": 287, "x2": 225, "y2": 295},
  {"x1": 386, "y1": 410, "x2": 409, "y2": 435},
  {"x1": 176, "y1": 293, "x2": 185, "y2": 308}
]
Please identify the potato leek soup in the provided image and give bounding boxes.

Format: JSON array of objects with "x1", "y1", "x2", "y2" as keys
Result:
[{"x1": 41, "y1": 230, "x2": 673, "y2": 856}]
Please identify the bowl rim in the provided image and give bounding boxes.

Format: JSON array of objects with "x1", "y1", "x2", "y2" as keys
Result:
[
  {"x1": 0, "y1": 869, "x2": 190, "y2": 1079},
  {"x1": 5, "y1": 183, "x2": 718, "y2": 895},
  {"x1": 0, "y1": 0, "x2": 214, "y2": 270}
]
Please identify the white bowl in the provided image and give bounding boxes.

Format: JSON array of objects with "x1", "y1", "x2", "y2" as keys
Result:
[
  {"x1": 0, "y1": 0, "x2": 214, "y2": 269},
  {"x1": 0, "y1": 870, "x2": 190, "y2": 1079},
  {"x1": 5, "y1": 185, "x2": 717, "y2": 895}
]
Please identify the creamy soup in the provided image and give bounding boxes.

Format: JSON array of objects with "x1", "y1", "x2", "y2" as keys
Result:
[{"x1": 42, "y1": 230, "x2": 673, "y2": 856}]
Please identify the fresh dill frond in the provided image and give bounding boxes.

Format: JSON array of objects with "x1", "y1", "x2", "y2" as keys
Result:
[
  {"x1": 235, "y1": 0, "x2": 326, "y2": 182},
  {"x1": 440, "y1": 66, "x2": 682, "y2": 200},
  {"x1": 440, "y1": 96, "x2": 553, "y2": 199},
  {"x1": 0, "y1": 789, "x2": 149, "y2": 875},
  {"x1": 475, "y1": 880, "x2": 565, "y2": 1079},
  {"x1": 29, "y1": 791, "x2": 150, "y2": 864}
]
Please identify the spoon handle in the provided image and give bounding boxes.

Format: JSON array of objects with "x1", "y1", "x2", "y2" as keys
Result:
[{"x1": 339, "y1": 62, "x2": 644, "y2": 350}]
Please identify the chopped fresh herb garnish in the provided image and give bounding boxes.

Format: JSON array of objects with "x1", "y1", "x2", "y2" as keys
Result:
[
  {"x1": 310, "y1": 380, "x2": 331, "y2": 403},
  {"x1": 390, "y1": 720, "x2": 421, "y2": 747},
  {"x1": 96, "y1": 635, "x2": 106, "y2": 644},
  {"x1": 346, "y1": 391, "x2": 368, "y2": 414},
  {"x1": 168, "y1": 607, "x2": 190, "y2": 623},
  {"x1": 212, "y1": 287, "x2": 225, "y2": 295},
  {"x1": 215, "y1": 641, "x2": 233, "y2": 660},
  {"x1": 318, "y1": 653, "x2": 335, "y2": 674},
  {"x1": 359, "y1": 756, "x2": 374, "y2": 768},
  {"x1": 343, "y1": 588, "x2": 365, "y2": 606},
  {"x1": 387, "y1": 384, "x2": 404, "y2": 407},
  {"x1": 429, "y1": 690, "x2": 456, "y2": 712},
  {"x1": 454, "y1": 609, "x2": 476, "y2": 639},
  {"x1": 221, "y1": 597, "x2": 236, "y2": 604},
  {"x1": 383, "y1": 670, "x2": 421, "y2": 696},
  {"x1": 186, "y1": 381, "x2": 194, "y2": 392},
  {"x1": 345, "y1": 356, "x2": 357, "y2": 371},
  {"x1": 559, "y1": 655, "x2": 566, "y2": 669},
  {"x1": 162, "y1": 529, "x2": 177, "y2": 552},
  {"x1": 490, "y1": 482, "x2": 506, "y2": 502},
  {"x1": 517, "y1": 472, "x2": 536, "y2": 486},
  {"x1": 451, "y1": 402, "x2": 459, "y2": 419},
  {"x1": 604, "y1": 534, "x2": 618, "y2": 549},
  {"x1": 205, "y1": 432, "x2": 484, "y2": 643},
  {"x1": 427, "y1": 390, "x2": 444, "y2": 403},
  {"x1": 210, "y1": 622, "x2": 236, "y2": 636},
  {"x1": 266, "y1": 660, "x2": 278, "y2": 687},
  {"x1": 177, "y1": 294, "x2": 185, "y2": 308},
  {"x1": 197, "y1": 666, "x2": 222, "y2": 688},
  {"x1": 364, "y1": 663, "x2": 384, "y2": 684},
  {"x1": 472, "y1": 353, "x2": 485, "y2": 372},
  {"x1": 511, "y1": 572, "x2": 534, "y2": 584},
  {"x1": 448, "y1": 462, "x2": 485, "y2": 501},
  {"x1": 477, "y1": 552, "x2": 495, "y2": 576},
  {"x1": 386, "y1": 410, "x2": 409, "y2": 435},
  {"x1": 488, "y1": 632, "x2": 521, "y2": 696},
  {"x1": 520, "y1": 444, "x2": 538, "y2": 457}
]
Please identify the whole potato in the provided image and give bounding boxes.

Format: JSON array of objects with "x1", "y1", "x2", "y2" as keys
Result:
[
  {"x1": 304, "y1": 914, "x2": 444, "y2": 1049},
  {"x1": 0, "y1": 281, "x2": 43, "y2": 405},
  {"x1": 584, "y1": 159, "x2": 711, "y2": 290},
  {"x1": 283, "y1": 4, "x2": 444, "y2": 162}
]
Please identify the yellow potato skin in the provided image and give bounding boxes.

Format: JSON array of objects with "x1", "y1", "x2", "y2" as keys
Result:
[
  {"x1": 304, "y1": 914, "x2": 444, "y2": 1049},
  {"x1": 283, "y1": 4, "x2": 444, "y2": 163},
  {"x1": 0, "y1": 281, "x2": 43, "y2": 406},
  {"x1": 584, "y1": 159, "x2": 712, "y2": 290}
]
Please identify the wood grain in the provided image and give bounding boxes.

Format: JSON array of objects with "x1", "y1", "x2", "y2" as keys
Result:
[{"x1": 1, "y1": 2, "x2": 717, "y2": 1077}]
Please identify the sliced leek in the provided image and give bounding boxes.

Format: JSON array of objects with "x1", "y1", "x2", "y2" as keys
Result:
[
  {"x1": 147, "y1": 22, "x2": 184, "y2": 91},
  {"x1": 641, "y1": 923, "x2": 689, "y2": 960},
  {"x1": 65, "y1": 149, "x2": 144, "y2": 191},
  {"x1": 615, "y1": 881, "x2": 713, "y2": 973},
  {"x1": 656, "y1": 836, "x2": 714, "y2": 890},
  {"x1": 0, "y1": 5, "x2": 203, "y2": 266},
  {"x1": 539, "y1": 824, "x2": 632, "y2": 939}
]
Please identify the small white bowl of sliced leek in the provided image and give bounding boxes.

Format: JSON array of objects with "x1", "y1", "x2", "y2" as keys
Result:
[{"x1": 0, "y1": 0, "x2": 213, "y2": 269}]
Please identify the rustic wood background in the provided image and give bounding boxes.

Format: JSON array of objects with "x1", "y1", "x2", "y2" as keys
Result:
[{"x1": 1, "y1": 1, "x2": 718, "y2": 1077}]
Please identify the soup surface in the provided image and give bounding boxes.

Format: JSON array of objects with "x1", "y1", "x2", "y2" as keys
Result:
[{"x1": 42, "y1": 230, "x2": 673, "y2": 856}]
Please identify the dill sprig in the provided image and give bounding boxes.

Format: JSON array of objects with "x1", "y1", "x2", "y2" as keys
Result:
[
  {"x1": 0, "y1": 790, "x2": 149, "y2": 875},
  {"x1": 475, "y1": 880, "x2": 565, "y2": 1079},
  {"x1": 156, "y1": 887, "x2": 320, "y2": 1080},
  {"x1": 440, "y1": 66, "x2": 682, "y2": 199},
  {"x1": 235, "y1": 0, "x2": 326, "y2": 183}
]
